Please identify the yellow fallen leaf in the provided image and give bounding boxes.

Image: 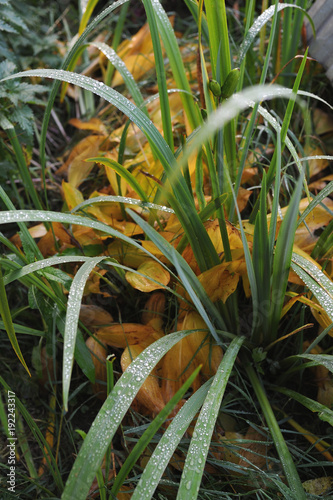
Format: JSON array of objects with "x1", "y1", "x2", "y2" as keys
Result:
[
  {"x1": 69, "y1": 117, "x2": 108, "y2": 135},
  {"x1": 96, "y1": 323, "x2": 156, "y2": 348},
  {"x1": 125, "y1": 259, "x2": 170, "y2": 292}
]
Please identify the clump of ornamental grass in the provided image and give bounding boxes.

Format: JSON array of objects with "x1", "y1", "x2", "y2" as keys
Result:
[{"x1": 1, "y1": 1, "x2": 333, "y2": 499}]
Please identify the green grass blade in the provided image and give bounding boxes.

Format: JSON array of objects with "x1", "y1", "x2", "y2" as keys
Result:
[
  {"x1": 237, "y1": 3, "x2": 314, "y2": 66},
  {"x1": 0, "y1": 185, "x2": 43, "y2": 261},
  {"x1": 0, "y1": 266, "x2": 30, "y2": 376},
  {"x1": 245, "y1": 360, "x2": 306, "y2": 499},
  {"x1": 87, "y1": 157, "x2": 150, "y2": 202},
  {"x1": 252, "y1": 171, "x2": 270, "y2": 342},
  {"x1": 62, "y1": 256, "x2": 106, "y2": 411},
  {"x1": 151, "y1": 0, "x2": 200, "y2": 130},
  {"x1": 105, "y1": 2, "x2": 129, "y2": 86},
  {"x1": 5, "y1": 126, "x2": 43, "y2": 211},
  {"x1": 266, "y1": 47, "x2": 309, "y2": 187},
  {"x1": 0, "y1": 376, "x2": 64, "y2": 491},
  {"x1": 177, "y1": 336, "x2": 244, "y2": 500},
  {"x1": 268, "y1": 129, "x2": 282, "y2": 256},
  {"x1": 3, "y1": 256, "x2": 85, "y2": 286},
  {"x1": 0, "y1": 320, "x2": 45, "y2": 336},
  {"x1": 110, "y1": 365, "x2": 202, "y2": 497},
  {"x1": 142, "y1": 0, "x2": 173, "y2": 150},
  {"x1": 71, "y1": 194, "x2": 174, "y2": 215},
  {"x1": 90, "y1": 41, "x2": 146, "y2": 112},
  {"x1": 274, "y1": 387, "x2": 333, "y2": 426},
  {"x1": 269, "y1": 172, "x2": 304, "y2": 342},
  {"x1": 291, "y1": 252, "x2": 333, "y2": 323},
  {"x1": 61, "y1": 330, "x2": 198, "y2": 500},
  {"x1": 132, "y1": 380, "x2": 212, "y2": 500}
]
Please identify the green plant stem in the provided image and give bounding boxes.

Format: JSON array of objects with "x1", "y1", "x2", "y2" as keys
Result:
[
  {"x1": 244, "y1": 357, "x2": 306, "y2": 499},
  {"x1": 105, "y1": 2, "x2": 130, "y2": 86},
  {"x1": 6, "y1": 126, "x2": 43, "y2": 211}
]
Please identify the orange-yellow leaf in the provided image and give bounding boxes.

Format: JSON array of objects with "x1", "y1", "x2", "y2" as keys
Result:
[
  {"x1": 161, "y1": 337, "x2": 201, "y2": 404},
  {"x1": 125, "y1": 259, "x2": 170, "y2": 292},
  {"x1": 69, "y1": 117, "x2": 108, "y2": 135},
  {"x1": 96, "y1": 323, "x2": 156, "y2": 348},
  {"x1": 182, "y1": 312, "x2": 223, "y2": 378},
  {"x1": 62, "y1": 181, "x2": 84, "y2": 210},
  {"x1": 121, "y1": 344, "x2": 165, "y2": 415}
]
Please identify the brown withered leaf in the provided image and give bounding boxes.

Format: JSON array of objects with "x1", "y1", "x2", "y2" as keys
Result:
[
  {"x1": 79, "y1": 305, "x2": 113, "y2": 328},
  {"x1": 238, "y1": 426, "x2": 269, "y2": 470},
  {"x1": 125, "y1": 259, "x2": 170, "y2": 292}
]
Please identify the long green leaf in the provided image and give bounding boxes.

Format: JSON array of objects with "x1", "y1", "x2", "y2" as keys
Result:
[
  {"x1": 177, "y1": 336, "x2": 244, "y2": 500},
  {"x1": 151, "y1": 0, "x2": 200, "y2": 130},
  {"x1": 291, "y1": 252, "x2": 333, "y2": 322},
  {"x1": 269, "y1": 171, "x2": 305, "y2": 342},
  {"x1": 142, "y1": 0, "x2": 173, "y2": 150},
  {"x1": 245, "y1": 361, "x2": 306, "y2": 499},
  {"x1": 132, "y1": 380, "x2": 212, "y2": 500},
  {"x1": 274, "y1": 387, "x2": 333, "y2": 426},
  {"x1": 61, "y1": 330, "x2": 198, "y2": 500},
  {"x1": 90, "y1": 41, "x2": 146, "y2": 112},
  {"x1": 0, "y1": 265, "x2": 31, "y2": 375},
  {"x1": 62, "y1": 257, "x2": 107, "y2": 411},
  {"x1": 237, "y1": 3, "x2": 315, "y2": 65},
  {"x1": 0, "y1": 376, "x2": 64, "y2": 491},
  {"x1": 110, "y1": 365, "x2": 202, "y2": 497}
]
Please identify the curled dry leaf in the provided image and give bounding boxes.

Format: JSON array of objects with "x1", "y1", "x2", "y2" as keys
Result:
[
  {"x1": 121, "y1": 344, "x2": 165, "y2": 415},
  {"x1": 125, "y1": 259, "x2": 170, "y2": 292}
]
